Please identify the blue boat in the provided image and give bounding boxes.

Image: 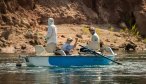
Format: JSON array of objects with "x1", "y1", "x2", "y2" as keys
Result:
[
  {"x1": 24, "y1": 55, "x2": 115, "y2": 67},
  {"x1": 23, "y1": 45, "x2": 120, "y2": 67}
]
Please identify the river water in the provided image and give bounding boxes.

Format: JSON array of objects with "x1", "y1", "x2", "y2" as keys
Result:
[{"x1": 0, "y1": 52, "x2": 146, "y2": 84}]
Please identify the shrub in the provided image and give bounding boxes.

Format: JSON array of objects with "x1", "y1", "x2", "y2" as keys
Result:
[{"x1": 143, "y1": 38, "x2": 146, "y2": 44}]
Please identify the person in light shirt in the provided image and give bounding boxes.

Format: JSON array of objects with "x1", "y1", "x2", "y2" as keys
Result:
[
  {"x1": 45, "y1": 18, "x2": 57, "y2": 53},
  {"x1": 87, "y1": 26, "x2": 100, "y2": 51}
]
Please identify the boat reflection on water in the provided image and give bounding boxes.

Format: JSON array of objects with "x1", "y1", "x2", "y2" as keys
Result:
[
  {"x1": 15, "y1": 66, "x2": 112, "y2": 84},
  {"x1": 0, "y1": 66, "x2": 36, "y2": 84},
  {"x1": 1, "y1": 62, "x2": 146, "y2": 84},
  {"x1": 38, "y1": 66, "x2": 114, "y2": 84}
]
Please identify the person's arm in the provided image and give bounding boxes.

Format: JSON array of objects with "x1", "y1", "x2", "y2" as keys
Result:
[
  {"x1": 45, "y1": 26, "x2": 53, "y2": 40},
  {"x1": 73, "y1": 38, "x2": 78, "y2": 49}
]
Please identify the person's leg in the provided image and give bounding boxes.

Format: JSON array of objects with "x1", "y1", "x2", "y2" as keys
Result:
[{"x1": 57, "y1": 50, "x2": 66, "y2": 56}]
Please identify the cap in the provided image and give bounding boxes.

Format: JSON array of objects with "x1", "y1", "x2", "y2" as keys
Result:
[
  {"x1": 67, "y1": 37, "x2": 73, "y2": 41},
  {"x1": 89, "y1": 26, "x2": 95, "y2": 31}
]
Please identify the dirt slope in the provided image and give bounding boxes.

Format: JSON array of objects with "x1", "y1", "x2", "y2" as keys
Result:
[{"x1": 0, "y1": 0, "x2": 146, "y2": 53}]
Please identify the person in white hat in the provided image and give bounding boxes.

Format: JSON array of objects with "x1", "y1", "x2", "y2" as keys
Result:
[
  {"x1": 45, "y1": 18, "x2": 57, "y2": 53},
  {"x1": 87, "y1": 26, "x2": 100, "y2": 51},
  {"x1": 62, "y1": 37, "x2": 78, "y2": 55}
]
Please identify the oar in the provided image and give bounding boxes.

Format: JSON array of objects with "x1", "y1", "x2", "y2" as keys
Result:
[{"x1": 79, "y1": 45, "x2": 122, "y2": 65}]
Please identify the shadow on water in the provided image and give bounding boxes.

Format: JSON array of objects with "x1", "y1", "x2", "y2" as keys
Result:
[{"x1": 0, "y1": 52, "x2": 146, "y2": 84}]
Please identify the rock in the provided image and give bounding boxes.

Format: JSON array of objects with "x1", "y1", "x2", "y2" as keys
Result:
[
  {"x1": 29, "y1": 38, "x2": 43, "y2": 46},
  {"x1": 76, "y1": 34, "x2": 82, "y2": 38},
  {"x1": 25, "y1": 30, "x2": 34, "y2": 39},
  {"x1": 0, "y1": 28, "x2": 12, "y2": 40},
  {"x1": 109, "y1": 44, "x2": 119, "y2": 51},
  {"x1": 120, "y1": 33, "x2": 128, "y2": 37},
  {"x1": 61, "y1": 35, "x2": 65, "y2": 38},
  {"x1": 25, "y1": 45, "x2": 35, "y2": 54},
  {"x1": 119, "y1": 43, "x2": 126, "y2": 48},
  {"x1": 14, "y1": 44, "x2": 21, "y2": 49},
  {"x1": 0, "y1": 1, "x2": 7, "y2": 14},
  {"x1": 119, "y1": 22, "x2": 127, "y2": 28},
  {"x1": 114, "y1": 41, "x2": 117, "y2": 43},
  {"x1": 114, "y1": 33, "x2": 121, "y2": 37},
  {"x1": 105, "y1": 39, "x2": 110, "y2": 42},
  {"x1": 124, "y1": 41, "x2": 137, "y2": 51},
  {"x1": 1, "y1": 15, "x2": 13, "y2": 25},
  {"x1": 29, "y1": 40, "x2": 35, "y2": 45},
  {"x1": 21, "y1": 44, "x2": 26, "y2": 50},
  {"x1": 16, "y1": 43, "x2": 35, "y2": 54},
  {"x1": 17, "y1": 0, "x2": 36, "y2": 10},
  {"x1": 125, "y1": 43, "x2": 137, "y2": 51},
  {"x1": 119, "y1": 39, "x2": 138, "y2": 51},
  {"x1": 100, "y1": 41, "x2": 104, "y2": 48},
  {"x1": 0, "y1": 37, "x2": 7, "y2": 42},
  {"x1": 39, "y1": 15, "x2": 48, "y2": 25},
  {"x1": 21, "y1": 18, "x2": 30, "y2": 27},
  {"x1": 1, "y1": 46, "x2": 15, "y2": 53},
  {"x1": 137, "y1": 37, "x2": 142, "y2": 42},
  {"x1": 0, "y1": 41, "x2": 4, "y2": 47},
  {"x1": 16, "y1": 63, "x2": 22, "y2": 67},
  {"x1": 12, "y1": 17, "x2": 21, "y2": 26}
]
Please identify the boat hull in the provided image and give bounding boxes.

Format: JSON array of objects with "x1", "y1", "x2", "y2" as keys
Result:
[{"x1": 24, "y1": 55, "x2": 114, "y2": 67}]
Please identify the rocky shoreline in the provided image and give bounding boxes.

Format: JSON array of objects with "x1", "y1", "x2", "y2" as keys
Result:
[
  {"x1": 0, "y1": 0, "x2": 146, "y2": 55},
  {"x1": 0, "y1": 24, "x2": 145, "y2": 55}
]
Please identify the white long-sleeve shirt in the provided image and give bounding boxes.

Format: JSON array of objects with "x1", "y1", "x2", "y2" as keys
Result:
[
  {"x1": 87, "y1": 32, "x2": 100, "y2": 50},
  {"x1": 46, "y1": 18, "x2": 57, "y2": 44}
]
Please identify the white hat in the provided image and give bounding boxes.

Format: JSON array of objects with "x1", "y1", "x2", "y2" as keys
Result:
[{"x1": 89, "y1": 26, "x2": 95, "y2": 31}]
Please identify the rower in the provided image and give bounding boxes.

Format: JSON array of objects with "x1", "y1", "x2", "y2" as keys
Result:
[{"x1": 86, "y1": 26, "x2": 100, "y2": 51}]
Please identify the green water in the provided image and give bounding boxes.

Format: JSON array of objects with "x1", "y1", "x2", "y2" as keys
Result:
[{"x1": 0, "y1": 52, "x2": 146, "y2": 84}]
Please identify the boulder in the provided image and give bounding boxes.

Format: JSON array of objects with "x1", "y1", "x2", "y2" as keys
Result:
[
  {"x1": 76, "y1": 34, "x2": 83, "y2": 39},
  {"x1": 25, "y1": 44, "x2": 35, "y2": 54},
  {"x1": 109, "y1": 44, "x2": 119, "y2": 51},
  {"x1": 1, "y1": 46, "x2": 15, "y2": 53},
  {"x1": 125, "y1": 42, "x2": 137, "y2": 51}
]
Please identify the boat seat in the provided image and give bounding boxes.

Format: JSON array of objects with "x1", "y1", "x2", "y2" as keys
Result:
[
  {"x1": 34, "y1": 45, "x2": 55, "y2": 56},
  {"x1": 78, "y1": 51, "x2": 102, "y2": 56}
]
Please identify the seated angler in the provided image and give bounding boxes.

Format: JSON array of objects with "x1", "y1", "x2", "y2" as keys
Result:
[
  {"x1": 62, "y1": 37, "x2": 78, "y2": 55},
  {"x1": 54, "y1": 45, "x2": 66, "y2": 56}
]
